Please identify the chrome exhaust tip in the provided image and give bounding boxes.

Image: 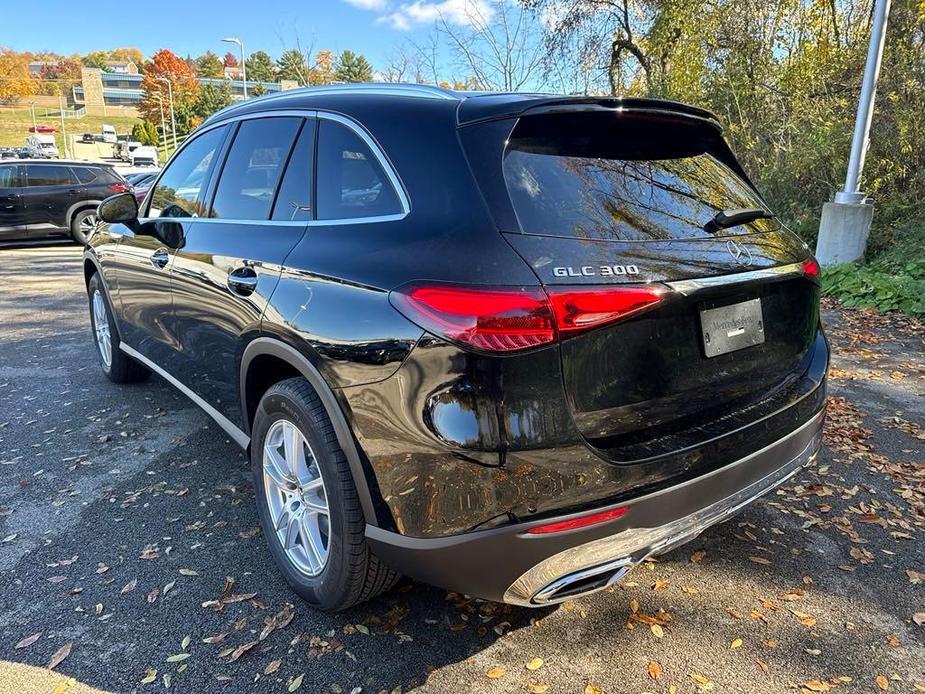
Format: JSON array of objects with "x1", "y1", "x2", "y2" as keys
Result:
[{"x1": 531, "y1": 558, "x2": 633, "y2": 605}]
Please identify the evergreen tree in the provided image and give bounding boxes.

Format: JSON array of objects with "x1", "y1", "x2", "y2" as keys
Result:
[{"x1": 333, "y1": 50, "x2": 373, "y2": 83}]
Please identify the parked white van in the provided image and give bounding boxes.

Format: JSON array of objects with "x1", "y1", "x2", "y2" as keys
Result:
[
  {"x1": 101, "y1": 125, "x2": 117, "y2": 143},
  {"x1": 26, "y1": 134, "x2": 59, "y2": 159},
  {"x1": 130, "y1": 145, "x2": 158, "y2": 167}
]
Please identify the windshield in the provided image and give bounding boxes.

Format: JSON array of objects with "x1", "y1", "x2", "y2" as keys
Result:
[{"x1": 503, "y1": 112, "x2": 773, "y2": 241}]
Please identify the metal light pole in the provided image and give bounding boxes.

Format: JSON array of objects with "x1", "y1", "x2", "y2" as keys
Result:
[
  {"x1": 58, "y1": 95, "x2": 69, "y2": 159},
  {"x1": 222, "y1": 37, "x2": 247, "y2": 99},
  {"x1": 156, "y1": 76, "x2": 178, "y2": 151},
  {"x1": 816, "y1": 0, "x2": 891, "y2": 265},
  {"x1": 154, "y1": 94, "x2": 167, "y2": 155},
  {"x1": 29, "y1": 102, "x2": 37, "y2": 132}
]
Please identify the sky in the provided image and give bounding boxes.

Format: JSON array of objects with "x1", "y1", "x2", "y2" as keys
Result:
[{"x1": 1, "y1": 0, "x2": 496, "y2": 70}]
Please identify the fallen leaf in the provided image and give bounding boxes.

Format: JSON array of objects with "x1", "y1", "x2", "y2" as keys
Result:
[
  {"x1": 877, "y1": 674, "x2": 889, "y2": 691},
  {"x1": 47, "y1": 641, "x2": 72, "y2": 670},
  {"x1": 650, "y1": 624, "x2": 664, "y2": 638},
  {"x1": 166, "y1": 653, "x2": 190, "y2": 663},
  {"x1": 913, "y1": 612, "x2": 925, "y2": 626},
  {"x1": 749, "y1": 556, "x2": 772, "y2": 566},
  {"x1": 527, "y1": 685, "x2": 550, "y2": 694},
  {"x1": 14, "y1": 632, "x2": 41, "y2": 650},
  {"x1": 648, "y1": 661, "x2": 663, "y2": 680},
  {"x1": 526, "y1": 657, "x2": 544, "y2": 671},
  {"x1": 486, "y1": 666, "x2": 506, "y2": 679},
  {"x1": 690, "y1": 549, "x2": 706, "y2": 563},
  {"x1": 907, "y1": 569, "x2": 925, "y2": 585},
  {"x1": 584, "y1": 685, "x2": 603, "y2": 694},
  {"x1": 179, "y1": 568, "x2": 199, "y2": 576},
  {"x1": 288, "y1": 673, "x2": 304, "y2": 692},
  {"x1": 264, "y1": 659, "x2": 282, "y2": 675},
  {"x1": 731, "y1": 638, "x2": 743, "y2": 649},
  {"x1": 803, "y1": 680, "x2": 831, "y2": 692},
  {"x1": 229, "y1": 640, "x2": 257, "y2": 662},
  {"x1": 140, "y1": 669, "x2": 157, "y2": 684},
  {"x1": 120, "y1": 578, "x2": 137, "y2": 595}
]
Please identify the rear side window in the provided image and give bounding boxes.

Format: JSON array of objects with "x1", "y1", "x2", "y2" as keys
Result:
[
  {"x1": 210, "y1": 117, "x2": 301, "y2": 220},
  {"x1": 0, "y1": 164, "x2": 17, "y2": 188},
  {"x1": 316, "y1": 120, "x2": 401, "y2": 221},
  {"x1": 503, "y1": 113, "x2": 772, "y2": 241},
  {"x1": 271, "y1": 119, "x2": 316, "y2": 221},
  {"x1": 149, "y1": 125, "x2": 227, "y2": 218},
  {"x1": 26, "y1": 165, "x2": 77, "y2": 187},
  {"x1": 73, "y1": 167, "x2": 98, "y2": 184}
]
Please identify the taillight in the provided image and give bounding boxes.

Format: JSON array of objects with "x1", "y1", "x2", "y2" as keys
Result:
[
  {"x1": 801, "y1": 257, "x2": 820, "y2": 283},
  {"x1": 547, "y1": 285, "x2": 666, "y2": 334},
  {"x1": 526, "y1": 506, "x2": 627, "y2": 535},
  {"x1": 390, "y1": 285, "x2": 556, "y2": 352},
  {"x1": 390, "y1": 283, "x2": 666, "y2": 353},
  {"x1": 110, "y1": 183, "x2": 131, "y2": 193}
]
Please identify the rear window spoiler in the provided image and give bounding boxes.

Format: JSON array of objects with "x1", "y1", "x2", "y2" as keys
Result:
[{"x1": 456, "y1": 95, "x2": 721, "y2": 129}]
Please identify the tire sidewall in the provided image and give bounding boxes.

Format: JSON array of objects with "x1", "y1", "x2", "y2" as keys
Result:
[
  {"x1": 87, "y1": 273, "x2": 114, "y2": 377},
  {"x1": 250, "y1": 386, "x2": 355, "y2": 609}
]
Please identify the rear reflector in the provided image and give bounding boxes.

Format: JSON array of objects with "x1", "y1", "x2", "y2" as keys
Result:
[
  {"x1": 526, "y1": 507, "x2": 627, "y2": 535},
  {"x1": 390, "y1": 283, "x2": 667, "y2": 353}
]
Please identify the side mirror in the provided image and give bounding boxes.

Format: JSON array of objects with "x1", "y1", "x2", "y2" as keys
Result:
[{"x1": 98, "y1": 192, "x2": 138, "y2": 224}]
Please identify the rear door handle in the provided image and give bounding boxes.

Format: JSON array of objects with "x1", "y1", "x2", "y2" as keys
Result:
[
  {"x1": 151, "y1": 248, "x2": 170, "y2": 269},
  {"x1": 227, "y1": 267, "x2": 258, "y2": 296}
]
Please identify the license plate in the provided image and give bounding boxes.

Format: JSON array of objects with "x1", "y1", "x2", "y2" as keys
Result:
[{"x1": 700, "y1": 298, "x2": 765, "y2": 358}]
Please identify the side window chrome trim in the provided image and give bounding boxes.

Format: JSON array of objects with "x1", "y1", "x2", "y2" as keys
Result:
[{"x1": 140, "y1": 108, "x2": 410, "y2": 226}]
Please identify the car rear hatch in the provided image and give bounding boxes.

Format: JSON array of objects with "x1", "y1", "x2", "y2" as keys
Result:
[{"x1": 460, "y1": 102, "x2": 824, "y2": 466}]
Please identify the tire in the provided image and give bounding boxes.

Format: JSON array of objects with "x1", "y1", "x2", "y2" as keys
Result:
[
  {"x1": 251, "y1": 377, "x2": 399, "y2": 612},
  {"x1": 87, "y1": 272, "x2": 150, "y2": 384},
  {"x1": 71, "y1": 208, "x2": 98, "y2": 245}
]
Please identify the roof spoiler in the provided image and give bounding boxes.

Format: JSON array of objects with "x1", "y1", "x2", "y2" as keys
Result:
[{"x1": 456, "y1": 94, "x2": 721, "y2": 128}]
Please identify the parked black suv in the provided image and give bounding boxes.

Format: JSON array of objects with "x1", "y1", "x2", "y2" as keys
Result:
[
  {"x1": 84, "y1": 84, "x2": 827, "y2": 611},
  {"x1": 0, "y1": 160, "x2": 130, "y2": 244}
]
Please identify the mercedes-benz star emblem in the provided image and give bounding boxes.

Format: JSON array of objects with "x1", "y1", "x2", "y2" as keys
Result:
[{"x1": 726, "y1": 239, "x2": 754, "y2": 266}]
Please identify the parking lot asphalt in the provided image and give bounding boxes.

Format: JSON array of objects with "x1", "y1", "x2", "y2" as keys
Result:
[{"x1": 0, "y1": 244, "x2": 922, "y2": 694}]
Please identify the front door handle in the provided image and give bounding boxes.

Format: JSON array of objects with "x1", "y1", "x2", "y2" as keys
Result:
[
  {"x1": 151, "y1": 248, "x2": 170, "y2": 269},
  {"x1": 227, "y1": 267, "x2": 258, "y2": 296}
]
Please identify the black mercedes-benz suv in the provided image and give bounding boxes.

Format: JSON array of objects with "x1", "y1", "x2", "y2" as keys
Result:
[
  {"x1": 0, "y1": 160, "x2": 130, "y2": 244},
  {"x1": 83, "y1": 84, "x2": 827, "y2": 612}
]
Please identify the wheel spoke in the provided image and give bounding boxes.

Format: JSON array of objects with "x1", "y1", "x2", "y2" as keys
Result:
[
  {"x1": 283, "y1": 422, "x2": 304, "y2": 479},
  {"x1": 300, "y1": 513, "x2": 326, "y2": 568},
  {"x1": 263, "y1": 446, "x2": 290, "y2": 490},
  {"x1": 284, "y1": 511, "x2": 300, "y2": 549}
]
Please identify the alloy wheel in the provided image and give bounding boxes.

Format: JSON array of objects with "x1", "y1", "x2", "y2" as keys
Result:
[
  {"x1": 262, "y1": 419, "x2": 330, "y2": 576},
  {"x1": 92, "y1": 290, "x2": 112, "y2": 367},
  {"x1": 80, "y1": 213, "x2": 98, "y2": 233}
]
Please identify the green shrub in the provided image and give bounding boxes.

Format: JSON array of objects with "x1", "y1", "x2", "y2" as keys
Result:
[{"x1": 821, "y1": 262, "x2": 925, "y2": 316}]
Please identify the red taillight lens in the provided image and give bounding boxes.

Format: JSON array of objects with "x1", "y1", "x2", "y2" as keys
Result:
[
  {"x1": 391, "y1": 283, "x2": 667, "y2": 353},
  {"x1": 526, "y1": 506, "x2": 627, "y2": 535},
  {"x1": 547, "y1": 285, "x2": 666, "y2": 334},
  {"x1": 801, "y1": 258, "x2": 820, "y2": 282},
  {"x1": 391, "y1": 285, "x2": 556, "y2": 352},
  {"x1": 110, "y1": 183, "x2": 131, "y2": 193}
]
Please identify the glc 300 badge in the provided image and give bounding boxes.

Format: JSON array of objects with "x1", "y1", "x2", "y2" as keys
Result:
[{"x1": 553, "y1": 264, "x2": 640, "y2": 278}]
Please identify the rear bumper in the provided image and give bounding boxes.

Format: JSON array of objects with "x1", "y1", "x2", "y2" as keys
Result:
[{"x1": 366, "y1": 408, "x2": 824, "y2": 605}]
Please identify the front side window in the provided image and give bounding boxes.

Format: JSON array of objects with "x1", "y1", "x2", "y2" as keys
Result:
[
  {"x1": 148, "y1": 125, "x2": 227, "y2": 219},
  {"x1": 316, "y1": 120, "x2": 402, "y2": 221},
  {"x1": 210, "y1": 117, "x2": 301, "y2": 220},
  {"x1": 26, "y1": 165, "x2": 77, "y2": 187}
]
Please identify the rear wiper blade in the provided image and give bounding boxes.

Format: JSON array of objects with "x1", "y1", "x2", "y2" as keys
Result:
[{"x1": 705, "y1": 208, "x2": 773, "y2": 232}]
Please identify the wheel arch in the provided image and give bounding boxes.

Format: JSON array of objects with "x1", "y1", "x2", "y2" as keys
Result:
[
  {"x1": 240, "y1": 337, "x2": 387, "y2": 529},
  {"x1": 67, "y1": 200, "x2": 103, "y2": 228}
]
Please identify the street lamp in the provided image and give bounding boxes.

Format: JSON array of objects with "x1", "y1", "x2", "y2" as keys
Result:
[
  {"x1": 155, "y1": 76, "x2": 178, "y2": 151},
  {"x1": 222, "y1": 37, "x2": 247, "y2": 99}
]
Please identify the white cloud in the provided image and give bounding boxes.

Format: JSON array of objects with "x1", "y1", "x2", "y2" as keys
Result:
[
  {"x1": 342, "y1": 0, "x2": 389, "y2": 10},
  {"x1": 379, "y1": 0, "x2": 495, "y2": 30}
]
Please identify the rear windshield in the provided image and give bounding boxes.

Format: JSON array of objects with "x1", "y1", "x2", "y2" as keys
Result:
[{"x1": 503, "y1": 112, "x2": 774, "y2": 241}]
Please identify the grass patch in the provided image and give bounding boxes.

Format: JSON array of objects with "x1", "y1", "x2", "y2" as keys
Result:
[
  {"x1": 821, "y1": 222, "x2": 925, "y2": 316},
  {"x1": 0, "y1": 107, "x2": 139, "y2": 152}
]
